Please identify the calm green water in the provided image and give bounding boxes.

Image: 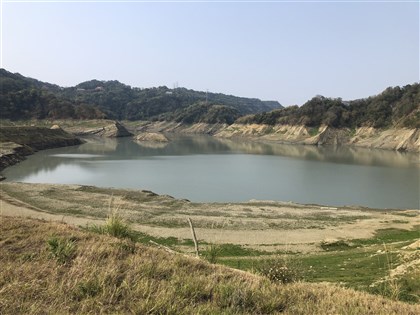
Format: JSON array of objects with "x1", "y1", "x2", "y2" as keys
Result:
[{"x1": 3, "y1": 135, "x2": 419, "y2": 209}]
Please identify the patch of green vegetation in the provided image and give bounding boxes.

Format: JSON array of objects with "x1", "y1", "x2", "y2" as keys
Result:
[
  {"x1": 212, "y1": 243, "x2": 265, "y2": 257},
  {"x1": 297, "y1": 250, "x2": 398, "y2": 288},
  {"x1": 348, "y1": 127, "x2": 357, "y2": 137},
  {"x1": 308, "y1": 127, "x2": 319, "y2": 136},
  {"x1": 394, "y1": 212, "x2": 418, "y2": 218},
  {"x1": 219, "y1": 228, "x2": 420, "y2": 303},
  {"x1": 391, "y1": 220, "x2": 409, "y2": 224},
  {"x1": 87, "y1": 211, "x2": 136, "y2": 240},
  {"x1": 47, "y1": 236, "x2": 77, "y2": 264},
  {"x1": 320, "y1": 240, "x2": 355, "y2": 251},
  {"x1": 257, "y1": 256, "x2": 304, "y2": 284},
  {"x1": 133, "y1": 232, "x2": 194, "y2": 248},
  {"x1": 352, "y1": 228, "x2": 420, "y2": 246},
  {"x1": 74, "y1": 278, "x2": 102, "y2": 300}
]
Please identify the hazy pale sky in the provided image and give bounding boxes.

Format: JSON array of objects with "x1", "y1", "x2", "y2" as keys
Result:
[{"x1": 2, "y1": 1, "x2": 419, "y2": 106}]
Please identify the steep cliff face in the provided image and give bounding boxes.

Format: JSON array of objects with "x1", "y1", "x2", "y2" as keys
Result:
[
  {"x1": 348, "y1": 127, "x2": 420, "y2": 151},
  {"x1": 304, "y1": 126, "x2": 351, "y2": 146},
  {"x1": 212, "y1": 123, "x2": 420, "y2": 152}
]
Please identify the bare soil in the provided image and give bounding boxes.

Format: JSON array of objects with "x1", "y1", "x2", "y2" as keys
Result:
[{"x1": 1, "y1": 182, "x2": 418, "y2": 253}]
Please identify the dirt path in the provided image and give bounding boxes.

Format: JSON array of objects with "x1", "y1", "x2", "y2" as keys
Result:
[{"x1": 0, "y1": 198, "x2": 104, "y2": 227}]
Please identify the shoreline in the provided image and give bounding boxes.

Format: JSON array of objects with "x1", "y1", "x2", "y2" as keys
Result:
[{"x1": 1, "y1": 181, "x2": 419, "y2": 253}]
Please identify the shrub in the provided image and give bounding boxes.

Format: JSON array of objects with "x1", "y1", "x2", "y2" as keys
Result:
[{"x1": 257, "y1": 256, "x2": 303, "y2": 284}]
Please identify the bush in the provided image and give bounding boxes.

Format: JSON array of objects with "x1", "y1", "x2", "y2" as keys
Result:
[{"x1": 257, "y1": 256, "x2": 303, "y2": 284}]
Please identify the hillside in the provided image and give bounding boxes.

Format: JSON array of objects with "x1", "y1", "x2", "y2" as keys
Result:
[
  {"x1": 237, "y1": 84, "x2": 420, "y2": 129},
  {"x1": 0, "y1": 69, "x2": 282, "y2": 123},
  {"x1": 0, "y1": 69, "x2": 106, "y2": 120},
  {"x1": 1, "y1": 215, "x2": 419, "y2": 314}
]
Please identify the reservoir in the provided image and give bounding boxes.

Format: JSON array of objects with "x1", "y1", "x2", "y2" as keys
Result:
[{"x1": 3, "y1": 135, "x2": 419, "y2": 209}]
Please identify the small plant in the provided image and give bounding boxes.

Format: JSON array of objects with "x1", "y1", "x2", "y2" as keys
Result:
[
  {"x1": 47, "y1": 236, "x2": 76, "y2": 264},
  {"x1": 86, "y1": 197, "x2": 135, "y2": 240},
  {"x1": 74, "y1": 279, "x2": 102, "y2": 300},
  {"x1": 205, "y1": 244, "x2": 222, "y2": 264},
  {"x1": 257, "y1": 256, "x2": 303, "y2": 284},
  {"x1": 103, "y1": 211, "x2": 133, "y2": 239}
]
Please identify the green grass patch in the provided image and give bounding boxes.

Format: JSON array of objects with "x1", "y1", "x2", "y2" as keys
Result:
[
  {"x1": 47, "y1": 236, "x2": 77, "y2": 264},
  {"x1": 320, "y1": 240, "x2": 356, "y2": 251},
  {"x1": 202, "y1": 243, "x2": 265, "y2": 258},
  {"x1": 352, "y1": 228, "x2": 420, "y2": 246}
]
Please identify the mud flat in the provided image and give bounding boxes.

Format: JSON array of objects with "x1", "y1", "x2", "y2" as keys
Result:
[{"x1": 1, "y1": 182, "x2": 418, "y2": 253}]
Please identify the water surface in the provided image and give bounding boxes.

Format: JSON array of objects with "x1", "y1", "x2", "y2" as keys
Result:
[{"x1": 3, "y1": 135, "x2": 419, "y2": 209}]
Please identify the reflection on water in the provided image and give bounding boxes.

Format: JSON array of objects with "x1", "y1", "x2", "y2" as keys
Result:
[{"x1": 3, "y1": 135, "x2": 419, "y2": 209}]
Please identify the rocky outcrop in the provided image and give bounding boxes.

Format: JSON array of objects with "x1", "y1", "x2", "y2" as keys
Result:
[
  {"x1": 0, "y1": 142, "x2": 34, "y2": 174},
  {"x1": 134, "y1": 132, "x2": 169, "y2": 143},
  {"x1": 71, "y1": 121, "x2": 132, "y2": 138},
  {"x1": 304, "y1": 126, "x2": 350, "y2": 146},
  {"x1": 0, "y1": 127, "x2": 83, "y2": 172},
  {"x1": 134, "y1": 121, "x2": 228, "y2": 135}
]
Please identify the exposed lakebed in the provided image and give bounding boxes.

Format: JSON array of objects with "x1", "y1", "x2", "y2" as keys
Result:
[{"x1": 3, "y1": 135, "x2": 419, "y2": 209}]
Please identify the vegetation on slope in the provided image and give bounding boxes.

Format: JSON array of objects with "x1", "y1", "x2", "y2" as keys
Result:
[
  {"x1": 0, "y1": 69, "x2": 106, "y2": 120},
  {"x1": 0, "y1": 69, "x2": 281, "y2": 123},
  {"x1": 237, "y1": 84, "x2": 420, "y2": 128},
  {"x1": 2, "y1": 68, "x2": 418, "y2": 128},
  {"x1": 1, "y1": 216, "x2": 419, "y2": 315}
]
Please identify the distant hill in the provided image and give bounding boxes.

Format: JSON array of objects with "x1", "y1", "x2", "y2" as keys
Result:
[
  {"x1": 59, "y1": 80, "x2": 282, "y2": 122},
  {"x1": 0, "y1": 69, "x2": 106, "y2": 120},
  {"x1": 2, "y1": 69, "x2": 417, "y2": 128},
  {"x1": 238, "y1": 84, "x2": 420, "y2": 128},
  {"x1": 0, "y1": 69, "x2": 282, "y2": 123}
]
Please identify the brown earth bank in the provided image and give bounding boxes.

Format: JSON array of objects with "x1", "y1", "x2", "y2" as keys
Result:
[
  {"x1": 2, "y1": 119, "x2": 419, "y2": 152},
  {"x1": 0, "y1": 126, "x2": 83, "y2": 173},
  {"x1": 128, "y1": 121, "x2": 420, "y2": 152},
  {"x1": 1, "y1": 216, "x2": 420, "y2": 314}
]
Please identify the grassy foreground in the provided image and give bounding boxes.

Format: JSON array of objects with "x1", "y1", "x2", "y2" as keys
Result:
[{"x1": 1, "y1": 216, "x2": 419, "y2": 314}]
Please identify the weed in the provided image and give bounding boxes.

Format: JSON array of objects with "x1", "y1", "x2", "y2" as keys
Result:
[
  {"x1": 86, "y1": 198, "x2": 135, "y2": 240},
  {"x1": 204, "y1": 244, "x2": 222, "y2": 264},
  {"x1": 47, "y1": 236, "x2": 76, "y2": 264},
  {"x1": 257, "y1": 256, "x2": 303, "y2": 284},
  {"x1": 74, "y1": 278, "x2": 102, "y2": 300}
]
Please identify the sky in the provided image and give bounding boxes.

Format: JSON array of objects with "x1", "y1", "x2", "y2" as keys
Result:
[{"x1": 1, "y1": 0, "x2": 419, "y2": 106}]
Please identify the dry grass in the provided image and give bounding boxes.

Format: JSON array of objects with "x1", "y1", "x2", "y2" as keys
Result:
[{"x1": 1, "y1": 216, "x2": 419, "y2": 315}]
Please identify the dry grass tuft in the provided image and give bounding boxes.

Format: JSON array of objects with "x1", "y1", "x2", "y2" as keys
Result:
[{"x1": 1, "y1": 216, "x2": 419, "y2": 314}]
